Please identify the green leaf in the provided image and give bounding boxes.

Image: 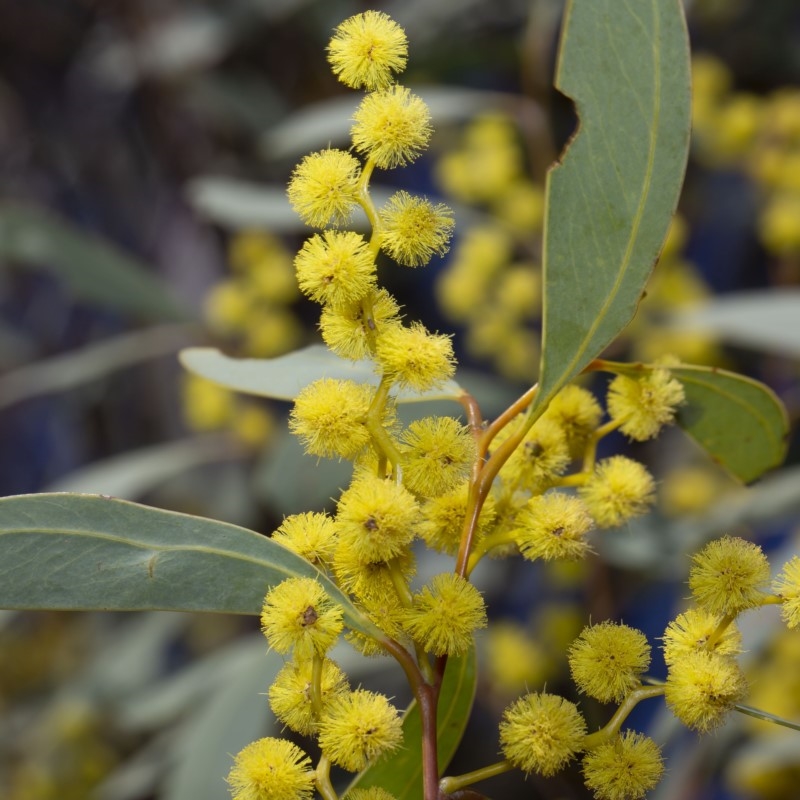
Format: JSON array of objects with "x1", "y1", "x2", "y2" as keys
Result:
[
  {"x1": 0, "y1": 203, "x2": 192, "y2": 321},
  {"x1": 0, "y1": 493, "x2": 380, "y2": 639},
  {"x1": 671, "y1": 365, "x2": 788, "y2": 483},
  {"x1": 534, "y1": 0, "x2": 691, "y2": 413},
  {"x1": 600, "y1": 362, "x2": 788, "y2": 483},
  {"x1": 345, "y1": 646, "x2": 477, "y2": 799},
  {"x1": 180, "y1": 345, "x2": 464, "y2": 403}
]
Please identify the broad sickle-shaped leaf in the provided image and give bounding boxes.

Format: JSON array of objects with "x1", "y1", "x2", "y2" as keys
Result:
[
  {"x1": 345, "y1": 645, "x2": 477, "y2": 799},
  {"x1": 534, "y1": 0, "x2": 691, "y2": 414},
  {"x1": 598, "y1": 361, "x2": 789, "y2": 483},
  {"x1": 180, "y1": 344, "x2": 464, "y2": 403},
  {"x1": 0, "y1": 493, "x2": 380, "y2": 638}
]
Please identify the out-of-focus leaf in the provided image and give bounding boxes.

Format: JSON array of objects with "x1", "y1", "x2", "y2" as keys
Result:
[
  {"x1": 260, "y1": 88, "x2": 535, "y2": 160},
  {"x1": 0, "y1": 203, "x2": 191, "y2": 320},
  {"x1": 0, "y1": 324, "x2": 199, "y2": 411},
  {"x1": 253, "y1": 427, "x2": 352, "y2": 515},
  {"x1": 180, "y1": 345, "x2": 464, "y2": 403},
  {"x1": 345, "y1": 646, "x2": 477, "y2": 798},
  {"x1": 672, "y1": 289, "x2": 800, "y2": 357},
  {"x1": 0, "y1": 493, "x2": 380, "y2": 639},
  {"x1": 161, "y1": 639, "x2": 280, "y2": 800},
  {"x1": 44, "y1": 435, "x2": 243, "y2": 498},
  {"x1": 532, "y1": 0, "x2": 691, "y2": 414}
]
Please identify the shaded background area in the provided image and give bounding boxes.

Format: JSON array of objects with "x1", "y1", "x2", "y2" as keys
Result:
[{"x1": 1, "y1": 1, "x2": 800, "y2": 799}]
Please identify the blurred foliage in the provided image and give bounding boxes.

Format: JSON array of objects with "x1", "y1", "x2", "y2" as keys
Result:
[{"x1": 0, "y1": 1, "x2": 799, "y2": 799}]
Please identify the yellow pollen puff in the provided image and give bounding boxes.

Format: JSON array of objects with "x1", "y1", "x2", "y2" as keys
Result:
[
  {"x1": 582, "y1": 731, "x2": 665, "y2": 800},
  {"x1": 664, "y1": 650, "x2": 747, "y2": 732},
  {"x1": 287, "y1": 149, "x2": 361, "y2": 229},
  {"x1": 499, "y1": 417, "x2": 571, "y2": 494},
  {"x1": 268, "y1": 658, "x2": 349, "y2": 736},
  {"x1": 499, "y1": 692, "x2": 587, "y2": 777},
  {"x1": 375, "y1": 322, "x2": 455, "y2": 392},
  {"x1": 568, "y1": 621, "x2": 651, "y2": 703},
  {"x1": 289, "y1": 378, "x2": 392, "y2": 460},
  {"x1": 335, "y1": 474, "x2": 420, "y2": 564},
  {"x1": 418, "y1": 484, "x2": 497, "y2": 555},
  {"x1": 327, "y1": 11, "x2": 408, "y2": 91},
  {"x1": 401, "y1": 573, "x2": 487, "y2": 656},
  {"x1": 400, "y1": 416, "x2": 476, "y2": 498},
  {"x1": 319, "y1": 288, "x2": 402, "y2": 362},
  {"x1": 294, "y1": 230, "x2": 376, "y2": 309},
  {"x1": 543, "y1": 384, "x2": 603, "y2": 459},
  {"x1": 333, "y1": 544, "x2": 416, "y2": 607},
  {"x1": 662, "y1": 607, "x2": 743, "y2": 666},
  {"x1": 606, "y1": 367, "x2": 686, "y2": 441},
  {"x1": 578, "y1": 456, "x2": 656, "y2": 528},
  {"x1": 689, "y1": 535, "x2": 770, "y2": 616},
  {"x1": 514, "y1": 492, "x2": 594, "y2": 562},
  {"x1": 226, "y1": 737, "x2": 315, "y2": 800},
  {"x1": 773, "y1": 555, "x2": 800, "y2": 629},
  {"x1": 379, "y1": 190, "x2": 455, "y2": 267},
  {"x1": 260, "y1": 577, "x2": 343, "y2": 658},
  {"x1": 317, "y1": 689, "x2": 403, "y2": 772},
  {"x1": 351, "y1": 86, "x2": 432, "y2": 169},
  {"x1": 270, "y1": 511, "x2": 338, "y2": 567}
]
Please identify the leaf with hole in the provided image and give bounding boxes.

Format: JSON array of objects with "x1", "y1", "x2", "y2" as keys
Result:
[{"x1": 534, "y1": 0, "x2": 691, "y2": 413}]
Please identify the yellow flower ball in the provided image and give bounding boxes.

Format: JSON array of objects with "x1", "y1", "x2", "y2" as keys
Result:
[
  {"x1": 351, "y1": 86, "x2": 432, "y2": 169},
  {"x1": 375, "y1": 322, "x2": 455, "y2": 392},
  {"x1": 287, "y1": 149, "x2": 361, "y2": 228},
  {"x1": 327, "y1": 11, "x2": 407, "y2": 91},
  {"x1": 499, "y1": 692, "x2": 587, "y2": 776},
  {"x1": 582, "y1": 731, "x2": 664, "y2": 800},
  {"x1": 662, "y1": 607, "x2": 742, "y2": 666},
  {"x1": 378, "y1": 191, "x2": 455, "y2": 267},
  {"x1": 226, "y1": 737, "x2": 314, "y2": 800},
  {"x1": 514, "y1": 492, "x2": 594, "y2": 562},
  {"x1": 773, "y1": 555, "x2": 800, "y2": 629},
  {"x1": 579, "y1": 456, "x2": 655, "y2": 528}
]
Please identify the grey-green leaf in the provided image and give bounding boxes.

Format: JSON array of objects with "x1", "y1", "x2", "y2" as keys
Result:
[
  {"x1": 0, "y1": 203, "x2": 191, "y2": 321},
  {"x1": 534, "y1": 0, "x2": 691, "y2": 413},
  {"x1": 345, "y1": 645, "x2": 477, "y2": 799},
  {"x1": 180, "y1": 345, "x2": 464, "y2": 403},
  {"x1": 0, "y1": 493, "x2": 379, "y2": 639}
]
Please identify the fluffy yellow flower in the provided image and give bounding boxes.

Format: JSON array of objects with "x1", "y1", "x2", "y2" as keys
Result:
[
  {"x1": 688, "y1": 536, "x2": 770, "y2": 616},
  {"x1": 500, "y1": 418, "x2": 571, "y2": 493},
  {"x1": 335, "y1": 474, "x2": 420, "y2": 563},
  {"x1": 333, "y1": 545, "x2": 416, "y2": 605},
  {"x1": 402, "y1": 573, "x2": 487, "y2": 656},
  {"x1": 226, "y1": 737, "x2": 314, "y2": 800},
  {"x1": 351, "y1": 86, "x2": 432, "y2": 169},
  {"x1": 260, "y1": 577, "x2": 343, "y2": 658},
  {"x1": 379, "y1": 191, "x2": 455, "y2": 267},
  {"x1": 568, "y1": 622, "x2": 651, "y2": 703},
  {"x1": 664, "y1": 650, "x2": 747, "y2": 732},
  {"x1": 318, "y1": 689, "x2": 403, "y2": 772},
  {"x1": 578, "y1": 456, "x2": 655, "y2": 528},
  {"x1": 543, "y1": 384, "x2": 603, "y2": 459},
  {"x1": 418, "y1": 484, "x2": 496, "y2": 555},
  {"x1": 400, "y1": 416, "x2": 476, "y2": 498},
  {"x1": 319, "y1": 288, "x2": 402, "y2": 361},
  {"x1": 582, "y1": 731, "x2": 664, "y2": 800},
  {"x1": 499, "y1": 692, "x2": 587, "y2": 776},
  {"x1": 287, "y1": 149, "x2": 361, "y2": 228},
  {"x1": 294, "y1": 230, "x2": 376, "y2": 308},
  {"x1": 606, "y1": 368, "x2": 686, "y2": 441},
  {"x1": 513, "y1": 492, "x2": 594, "y2": 562},
  {"x1": 661, "y1": 607, "x2": 742, "y2": 665},
  {"x1": 773, "y1": 555, "x2": 800, "y2": 628},
  {"x1": 268, "y1": 658, "x2": 349, "y2": 736},
  {"x1": 327, "y1": 11, "x2": 407, "y2": 90},
  {"x1": 270, "y1": 512, "x2": 338, "y2": 567},
  {"x1": 375, "y1": 322, "x2": 455, "y2": 392},
  {"x1": 289, "y1": 378, "x2": 391, "y2": 460},
  {"x1": 486, "y1": 622, "x2": 550, "y2": 696}
]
